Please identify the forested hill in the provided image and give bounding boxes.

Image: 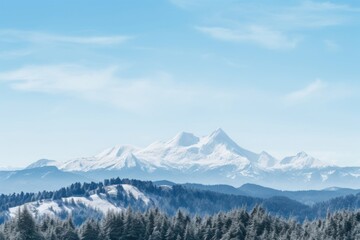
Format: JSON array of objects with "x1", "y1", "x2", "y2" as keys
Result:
[{"x1": 2, "y1": 177, "x2": 360, "y2": 225}]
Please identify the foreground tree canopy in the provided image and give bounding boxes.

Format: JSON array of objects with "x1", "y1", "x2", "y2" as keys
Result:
[{"x1": 1, "y1": 206, "x2": 360, "y2": 240}]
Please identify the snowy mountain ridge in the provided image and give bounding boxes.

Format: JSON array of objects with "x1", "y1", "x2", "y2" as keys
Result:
[
  {"x1": 22, "y1": 129, "x2": 360, "y2": 190},
  {"x1": 30, "y1": 128, "x2": 327, "y2": 173}
]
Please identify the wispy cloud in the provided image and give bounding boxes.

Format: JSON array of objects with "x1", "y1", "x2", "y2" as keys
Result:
[
  {"x1": 299, "y1": 1, "x2": 359, "y2": 12},
  {"x1": 324, "y1": 39, "x2": 340, "y2": 51},
  {"x1": 0, "y1": 49, "x2": 33, "y2": 58},
  {"x1": 0, "y1": 30, "x2": 131, "y2": 45},
  {"x1": 270, "y1": 1, "x2": 360, "y2": 29},
  {"x1": 0, "y1": 64, "x2": 235, "y2": 112},
  {"x1": 185, "y1": 1, "x2": 360, "y2": 50},
  {"x1": 286, "y1": 79, "x2": 326, "y2": 102},
  {"x1": 196, "y1": 25, "x2": 300, "y2": 50}
]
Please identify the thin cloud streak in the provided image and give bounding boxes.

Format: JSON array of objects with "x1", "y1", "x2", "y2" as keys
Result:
[
  {"x1": 0, "y1": 64, "x2": 237, "y2": 113},
  {"x1": 299, "y1": 1, "x2": 360, "y2": 12},
  {"x1": 286, "y1": 79, "x2": 326, "y2": 102},
  {"x1": 0, "y1": 49, "x2": 33, "y2": 58},
  {"x1": 0, "y1": 30, "x2": 132, "y2": 45},
  {"x1": 196, "y1": 25, "x2": 300, "y2": 50},
  {"x1": 268, "y1": 1, "x2": 360, "y2": 29}
]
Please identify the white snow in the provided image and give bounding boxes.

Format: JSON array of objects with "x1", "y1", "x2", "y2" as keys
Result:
[
  {"x1": 276, "y1": 152, "x2": 327, "y2": 170},
  {"x1": 321, "y1": 170, "x2": 335, "y2": 182},
  {"x1": 257, "y1": 151, "x2": 278, "y2": 168},
  {"x1": 8, "y1": 194, "x2": 121, "y2": 218},
  {"x1": 321, "y1": 174, "x2": 328, "y2": 181},
  {"x1": 65, "y1": 194, "x2": 120, "y2": 213},
  {"x1": 105, "y1": 185, "x2": 118, "y2": 196},
  {"x1": 9, "y1": 200, "x2": 71, "y2": 218},
  {"x1": 7, "y1": 183, "x2": 153, "y2": 219},
  {"x1": 26, "y1": 159, "x2": 60, "y2": 169},
  {"x1": 26, "y1": 129, "x2": 332, "y2": 180},
  {"x1": 121, "y1": 184, "x2": 150, "y2": 205},
  {"x1": 349, "y1": 173, "x2": 360, "y2": 178}
]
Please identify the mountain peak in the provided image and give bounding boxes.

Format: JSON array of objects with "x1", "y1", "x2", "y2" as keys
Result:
[
  {"x1": 200, "y1": 128, "x2": 258, "y2": 161},
  {"x1": 169, "y1": 132, "x2": 200, "y2": 147},
  {"x1": 26, "y1": 159, "x2": 58, "y2": 169},
  {"x1": 208, "y1": 128, "x2": 233, "y2": 143},
  {"x1": 257, "y1": 151, "x2": 278, "y2": 168},
  {"x1": 296, "y1": 151, "x2": 309, "y2": 158},
  {"x1": 210, "y1": 127, "x2": 226, "y2": 137},
  {"x1": 279, "y1": 151, "x2": 326, "y2": 169},
  {"x1": 203, "y1": 128, "x2": 238, "y2": 150}
]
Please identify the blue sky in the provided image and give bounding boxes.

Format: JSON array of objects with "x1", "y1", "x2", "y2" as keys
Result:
[{"x1": 0, "y1": 0, "x2": 360, "y2": 167}]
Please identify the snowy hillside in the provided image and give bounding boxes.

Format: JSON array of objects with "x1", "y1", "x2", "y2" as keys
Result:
[{"x1": 7, "y1": 183, "x2": 151, "y2": 220}]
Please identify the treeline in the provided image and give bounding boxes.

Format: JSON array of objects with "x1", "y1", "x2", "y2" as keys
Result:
[
  {"x1": 2, "y1": 177, "x2": 360, "y2": 225},
  {"x1": 1, "y1": 206, "x2": 360, "y2": 240}
]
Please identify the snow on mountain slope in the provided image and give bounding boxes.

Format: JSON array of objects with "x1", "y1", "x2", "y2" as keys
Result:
[
  {"x1": 7, "y1": 184, "x2": 150, "y2": 219},
  {"x1": 168, "y1": 132, "x2": 200, "y2": 147},
  {"x1": 8, "y1": 194, "x2": 120, "y2": 219},
  {"x1": 9, "y1": 199, "x2": 70, "y2": 218},
  {"x1": 59, "y1": 144, "x2": 159, "y2": 172},
  {"x1": 26, "y1": 159, "x2": 59, "y2": 169},
  {"x1": 59, "y1": 145, "x2": 138, "y2": 171},
  {"x1": 96, "y1": 145, "x2": 139, "y2": 160},
  {"x1": 135, "y1": 128, "x2": 259, "y2": 171},
  {"x1": 27, "y1": 129, "x2": 328, "y2": 174},
  {"x1": 15, "y1": 129, "x2": 360, "y2": 189},
  {"x1": 121, "y1": 184, "x2": 150, "y2": 204},
  {"x1": 257, "y1": 151, "x2": 278, "y2": 168},
  {"x1": 277, "y1": 151, "x2": 327, "y2": 170}
]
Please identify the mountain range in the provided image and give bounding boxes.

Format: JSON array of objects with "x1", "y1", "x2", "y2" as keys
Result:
[
  {"x1": 30, "y1": 128, "x2": 326, "y2": 171},
  {"x1": 19, "y1": 128, "x2": 360, "y2": 191}
]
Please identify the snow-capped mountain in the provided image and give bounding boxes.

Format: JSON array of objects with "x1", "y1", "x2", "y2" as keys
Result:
[
  {"x1": 277, "y1": 151, "x2": 326, "y2": 170},
  {"x1": 21, "y1": 128, "x2": 360, "y2": 190},
  {"x1": 40, "y1": 128, "x2": 322, "y2": 173},
  {"x1": 25, "y1": 159, "x2": 58, "y2": 169},
  {"x1": 134, "y1": 128, "x2": 260, "y2": 171}
]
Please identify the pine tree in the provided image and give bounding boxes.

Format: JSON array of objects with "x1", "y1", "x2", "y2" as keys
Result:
[
  {"x1": 149, "y1": 227, "x2": 162, "y2": 240},
  {"x1": 15, "y1": 207, "x2": 42, "y2": 240},
  {"x1": 145, "y1": 210, "x2": 155, "y2": 238},
  {"x1": 103, "y1": 212, "x2": 123, "y2": 240},
  {"x1": 165, "y1": 227, "x2": 176, "y2": 240},
  {"x1": 184, "y1": 224, "x2": 195, "y2": 240},
  {"x1": 81, "y1": 219, "x2": 100, "y2": 240}
]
